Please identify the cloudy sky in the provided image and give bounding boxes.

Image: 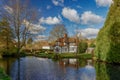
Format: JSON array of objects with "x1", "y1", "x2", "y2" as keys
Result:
[{"x1": 1, "y1": 0, "x2": 113, "y2": 39}]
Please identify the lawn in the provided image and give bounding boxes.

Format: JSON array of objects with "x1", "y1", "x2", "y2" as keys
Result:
[{"x1": 37, "y1": 53, "x2": 92, "y2": 59}]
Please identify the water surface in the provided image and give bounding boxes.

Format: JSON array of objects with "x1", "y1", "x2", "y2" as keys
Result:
[{"x1": 0, "y1": 57, "x2": 120, "y2": 80}]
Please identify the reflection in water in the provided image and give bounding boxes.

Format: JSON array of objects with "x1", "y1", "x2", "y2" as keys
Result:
[
  {"x1": 95, "y1": 62, "x2": 120, "y2": 80},
  {"x1": 0, "y1": 57, "x2": 95, "y2": 80},
  {"x1": 59, "y1": 59, "x2": 96, "y2": 80},
  {"x1": 0, "y1": 57, "x2": 120, "y2": 80},
  {"x1": 80, "y1": 65, "x2": 96, "y2": 80},
  {"x1": 0, "y1": 58, "x2": 16, "y2": 75}
]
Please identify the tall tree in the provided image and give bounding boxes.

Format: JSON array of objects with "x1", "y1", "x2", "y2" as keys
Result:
[
  {"x1": 49, "y1": 24, "x2": 67, "y2": 40},
  {"x1": 0, "y1": 18, "x2": 14, "y2": 53},
  {"x1": 1, "y1": 0, "x2": 40, "y2": 54}
]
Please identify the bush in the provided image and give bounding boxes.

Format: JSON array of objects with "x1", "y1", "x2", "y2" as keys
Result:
[
  {"x1": 52, "y1": 54, "x2": 61, "y2": 60},
  {"x1": 89, "y1": 42, "x2": 96, "y2": 48},
  {"x1": 1, "y1": 47, "x2": 18, "y2": 57},
  {"x1": 78, "y1": 41, "x2": 88, "y2": 54},
  {"x1": 1, "y1": 47, "x2": 27, "y2": 57}
]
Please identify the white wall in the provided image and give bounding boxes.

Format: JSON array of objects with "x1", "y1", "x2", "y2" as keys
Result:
[
  {"x1": 42, "y1": 46, "x2": 50, "y2": 49},
  {"x1": 69, "y1": 46, "x2": 77, "y2": 53}
]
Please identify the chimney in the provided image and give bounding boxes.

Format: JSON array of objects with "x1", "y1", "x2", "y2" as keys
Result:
[{"x1": 64, "y1": 33, "x2": 67, "y2": 38}]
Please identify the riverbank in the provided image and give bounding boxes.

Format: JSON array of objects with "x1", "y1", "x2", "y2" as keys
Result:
[
  {"x1": 0, "y1": 68, "x2": 11, "y2": 80},
  {"x1": 37, "y1": 53, "x2": 92, "y2": 59}
]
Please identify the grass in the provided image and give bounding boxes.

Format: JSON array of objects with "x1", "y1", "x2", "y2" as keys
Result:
[
  {"x1": 37, "y1": 53, "x2": 92, "y2": 59},
  {"x1": 0, "y1": 68, "x2": 11, "y2": 80},
  {"x1": 37, "y1": 53, "x2": 53, "y2": 58}
]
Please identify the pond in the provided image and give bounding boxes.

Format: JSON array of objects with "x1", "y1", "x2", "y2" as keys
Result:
[{"x1": 0, "y1": 56, "x2": 120, "y2": 80}]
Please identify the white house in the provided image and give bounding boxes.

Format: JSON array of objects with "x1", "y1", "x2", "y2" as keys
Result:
[{"x1": 54, "y1": 34, "x2": 78, "y2": 53}]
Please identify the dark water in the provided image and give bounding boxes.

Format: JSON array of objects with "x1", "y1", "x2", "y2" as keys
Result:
[{"x1": 0, "y1": 57, "x2": 120, "y2": 80}]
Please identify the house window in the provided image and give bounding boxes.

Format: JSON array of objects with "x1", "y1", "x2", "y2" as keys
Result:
[
  {"x1": 65, "y1": 48, "x2": 67, "y2": 52},
  {"x1": 72, "y1": 48, "x2": 74, "y2": 51}
]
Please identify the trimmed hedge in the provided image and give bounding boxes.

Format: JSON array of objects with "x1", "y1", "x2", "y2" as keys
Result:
[{"x1": 95, "y1": 0, "x2": 120, "y2": 63}]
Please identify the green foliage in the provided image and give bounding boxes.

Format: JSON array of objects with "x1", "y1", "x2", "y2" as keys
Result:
[
  {"x1": 1, "y1": 47, "x2": 27, "y2": 57},
  {"x1": 0, "y1": 68, "x2": 11, "y2": 80},
  {"x1": 52, "y1": 54, "x2": 61, "y2": 60},
  {"x1": 89, "y1": 42, "x2": 96, "y2": 48},
  {"x1": 95, "y1": 0, "x2": 120, "y2": 63},
  {"x1": 1, "y1": 47, "x2": 17, "y2": 57},
  {"x1": 19, "y1": 51, "x2": 26, "y2": 57},
  {"x1": 95, "y1": 62, "x2": 120, "y2": 80},
  {"x1": 95, "y1": 62, "x2": 110, "y2": 80},
  {"x1": 38, "y1": 53, "x2": 92, "y2": 59},
  {"x1": 38, "y1": 53, "x2": 54, "y2": 58},
  {"x1": 78, "y1": 41, "x2": 88, "y2": 54}
]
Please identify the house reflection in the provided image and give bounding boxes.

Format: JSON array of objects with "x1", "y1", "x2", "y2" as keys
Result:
[{"x1": 58, "y1": 59, "x2": 93, "y2": 68}]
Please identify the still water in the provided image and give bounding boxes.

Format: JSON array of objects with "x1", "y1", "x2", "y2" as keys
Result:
[{"x1": 0, "y1": 56, "x2": 120, "y2": 80}]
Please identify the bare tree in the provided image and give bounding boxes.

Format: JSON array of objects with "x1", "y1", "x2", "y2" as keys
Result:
[
  {"x1": 49, "y1": 24, "x2": 67, "y2": 41},
  {"x1": 1, "y1": 0, "x2": 41, "y2": 54}
]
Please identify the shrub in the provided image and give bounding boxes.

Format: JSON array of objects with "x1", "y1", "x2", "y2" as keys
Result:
[
  {"x1": 78, "y1": 41, "x2": 88, "y2": 54},
  {"x1": 89, "y1": 42, "x2": 96, "y2": 48},
  {"x1": 52, "y1": 54, "x2": 61, "y2": 60}
]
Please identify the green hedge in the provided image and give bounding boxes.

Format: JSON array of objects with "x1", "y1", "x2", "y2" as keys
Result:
[{"x1": 95, "y1": 0, "x2": 120, "y2": 63}]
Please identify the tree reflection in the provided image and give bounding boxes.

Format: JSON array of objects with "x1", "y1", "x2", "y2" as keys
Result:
[{"x1": 95, "y1": 62, "x2": 120, "y2": 80}]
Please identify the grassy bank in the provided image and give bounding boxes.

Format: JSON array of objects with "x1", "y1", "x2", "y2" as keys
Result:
[
  {"x1": 37, "y1": 53, "x2": 92, "y2": 59},
  {"x1": 0, "y1": 68, "x2": 11, "y2": 80}
]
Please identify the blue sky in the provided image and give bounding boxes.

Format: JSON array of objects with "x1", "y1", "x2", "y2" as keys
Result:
[{"x1": 2, "y1": 0, "x2": 113, "y2": 40}]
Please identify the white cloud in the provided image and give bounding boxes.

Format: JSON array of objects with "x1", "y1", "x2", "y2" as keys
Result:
[
  {"x1": 96, "y1": 0, "x2": 113, "y2": 7},
  {"x1": 23, "y1": 20, "x2": 46, "y2": 34},
  {"x1": 62, "y1": 7, "x2": 80, "y2": 23},
  {"x1": 52, "y1": 0, "x2": 59, "y2": 6},
  {"x1": 46, "y1": 5, "x2": 51, "y2": 10},
  {"x1": 39, "y1": 16, "x2": 61, "y2": 25},
  {"x1": 52, "y1": 0, "x2": 64, "y2": 6},
  {"x1": 81, "y1": 11, "x2": 104, "y2": 25},
  {"x1": 29, "y1": 24, "x2": 46, "y2": 34},
  {"x1": 4, "y1": 5, "x2": 13, "y2": 14},
  {"x1": 77, "y1": 28, "x2": 99, "y2": 39},
  {"x1": 35, "y1": 35, "x2": 48, "y2": 41}
]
